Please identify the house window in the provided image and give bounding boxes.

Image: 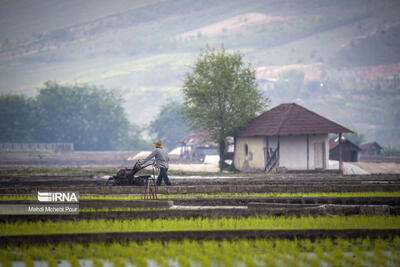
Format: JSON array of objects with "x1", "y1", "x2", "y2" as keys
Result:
[{"x1": 244, "y1": 144, "x2": 248, "y2": 156}]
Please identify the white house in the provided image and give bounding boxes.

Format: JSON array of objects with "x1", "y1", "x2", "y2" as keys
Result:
[{"x1": 233, "y1": 103, "x2": 352, "y2": 172}]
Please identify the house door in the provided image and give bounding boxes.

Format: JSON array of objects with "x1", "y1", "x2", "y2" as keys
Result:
[
  {"x1": 314, "y1": 142, "x2": 325, "y2": 169},
  {"x1": 351, "y1": 151, "x2": 358, "y2": 162}
]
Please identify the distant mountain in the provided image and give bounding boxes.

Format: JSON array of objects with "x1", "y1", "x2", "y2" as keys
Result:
[{"x1": 0, "y1": 0, "x2": 399, "y2": 145}]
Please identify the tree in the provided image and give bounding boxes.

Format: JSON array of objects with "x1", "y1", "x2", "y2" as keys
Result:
[
  {"x1": 0, "y1": 94, "x2": 37, "y2": 142},
  {"x1": 182, "y1": 46, "x2": 268, "y2": 170},
  {"x1": 149, "y1": 100, "x2": 189, "y2": 150},
  {"x1": 116, "y1": 124, "x2": 151, "y2": 151},
  {"x1": 34, "y1": 81, "x2": 133, "y2": 150},
  {"x1": 343, "y1": 131, "x2": 366, "y2": 146}
]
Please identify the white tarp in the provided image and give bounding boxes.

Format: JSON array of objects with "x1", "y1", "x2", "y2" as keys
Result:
[
  {"x1": 328, "y1": 160, "x2": 369, "y2": 175},
  {"x1": 203, "y1": 155, "x2": 220, "y2": 165},
  {"x1": 127, "y1": 151, "x2": 152, "y2": 161},
  {"x1": 169, "y1": 146, "x2": 191, "y2": 156}
]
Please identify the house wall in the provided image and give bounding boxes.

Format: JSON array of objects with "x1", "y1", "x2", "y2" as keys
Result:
[
  {"x1": 280, "y1": 135, "x2": 308, "y2": 170},
  {"x1": 234, "y1": 134, "x2": 329, "y2": 171},
  {"x1": 233, "y1": 136, "x2": 265, "y2": 171},
  {"x1": 280, "y1": 134, "x2": 328, "y2": 170}
]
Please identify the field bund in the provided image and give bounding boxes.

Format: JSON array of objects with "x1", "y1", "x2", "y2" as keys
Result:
[{"x1": 1, "y1": 173, "x2": 399, "y2": 194}]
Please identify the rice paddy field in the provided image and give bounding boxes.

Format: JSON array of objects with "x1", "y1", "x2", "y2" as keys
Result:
[
  {"x1": 1, "y1": 172, "x2": 400, "y2": 266},
  {"x1": 1, "y1": 237, "x2": 400, "y2": 267},
  {"x1": 2, "y1": 191, "x2": 400, "y2": 201},
  {"x1": 2, "y1": 215, "x2": 400, "y2": 235}
]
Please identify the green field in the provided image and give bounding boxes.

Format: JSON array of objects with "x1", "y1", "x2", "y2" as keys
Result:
[
  {"x1": 2, "y1": 216, "x2": 399, "y2": 236},
  {"x1": 1, "y1": 237, "x2": 399, "y2": 267},
  {"x1": 1, "y1": 191, "x2": 400, "y2": 201}
]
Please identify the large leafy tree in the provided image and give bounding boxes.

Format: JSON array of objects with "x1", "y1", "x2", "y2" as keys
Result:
[
  {"x1": 150, "y1": 100, "x2": 189, "y2": 150},
  {"x1": 34, "y1": 81, "x2": 132, "y2": 150},
  {"x1": 182, "y1": 46, "x2": 268, "y2": 170},
  {"x1": 0, "y1": 94, "x2": 36, "y2": 142}
]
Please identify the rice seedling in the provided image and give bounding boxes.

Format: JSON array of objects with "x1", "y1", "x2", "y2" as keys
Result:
[
  {"x1": 0, "y1": 237, "x2": 391, "y2": 267},
  {"x1": 47, "y1": 256, "x2": 58, "y2": 267},
  {"x1": 111, "y1": 257, "x2": 125, "y2": 267},
  {"x1": 68, "y1": 256, "x2": 80, "y2": 267},
  {"x1": 263, "y1": 253, "x2": 278, "y2": 267},
  {"x1": 23, "y1": 256, "x2": 34, "y2": 267},
  {"x1": 91, "y1": 257, "x2": 103, "y2": 267},
  {"x1": 1, "y1": 215, "x2": 399, "y2": 236}
]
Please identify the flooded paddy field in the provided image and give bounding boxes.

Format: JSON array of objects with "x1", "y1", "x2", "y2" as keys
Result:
[
  {"x1": 1, "y1": 170, "x2": 400, "y2": 266},
  {"x1": 1, "y1": 173, "x2": 400, "y2": 194}
]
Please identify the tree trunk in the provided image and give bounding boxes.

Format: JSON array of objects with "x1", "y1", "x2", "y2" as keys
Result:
[{"x1": 219, "y1": 140, "x2": 225, "y2": 172}]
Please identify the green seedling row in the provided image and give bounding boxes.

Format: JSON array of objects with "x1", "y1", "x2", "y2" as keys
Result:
[
  {"x1": 1, "y1": 237, "x2": 399, "y2": 267},
  {"x1": 1, "y1": 191, "x2": 400, "y2": 201},
  {"x1": 1, "y1": 215, "x2": 400, "y2": 236}
]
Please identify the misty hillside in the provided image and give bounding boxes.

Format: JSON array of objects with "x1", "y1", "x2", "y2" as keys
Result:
[{"x1": 0, "y1": 0, "x2": 399, "y2": 146}]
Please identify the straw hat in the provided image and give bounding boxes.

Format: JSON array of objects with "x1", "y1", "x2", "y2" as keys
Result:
[{"x1": 153, "y1": 140, "x2": 163, "y2": 148}]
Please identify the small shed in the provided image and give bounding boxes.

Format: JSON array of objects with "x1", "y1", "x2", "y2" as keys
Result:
[
  {"x1": 329, "y1": 137, "x2": 361, "y2": 162},
  {"x1": 359, "y1": 142, "x2": 382, "y2": 157},
  {"x1": 234, "y1": 103, "x2": 352, "y2": 172},
  {"x1": 178, "y1": 130, "x2": 218, "y2": 161}
]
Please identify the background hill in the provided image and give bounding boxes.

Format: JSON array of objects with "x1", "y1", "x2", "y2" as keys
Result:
[{"x1": 0, "y1": 0, "x2": 399, "y2": 146}]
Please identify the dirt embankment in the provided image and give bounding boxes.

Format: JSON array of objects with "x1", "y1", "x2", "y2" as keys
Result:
[
  {"x1": 0, "y1": 151, "x2": 138, "y2": 169},
  {"x1": 354, "y1": 161, "x2": 400, "y2": 174}
]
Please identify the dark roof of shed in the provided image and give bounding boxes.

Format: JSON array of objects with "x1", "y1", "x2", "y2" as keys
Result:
[
  {"x1": 359, "y1": 142, "x2": 382, "y2": 150},
  {"x1": 178, "y1": 130, "x2": 216, "y2": 147},
  {"x1": 329, "y1": 137, "x2": 361, "y2": 150},
  {"x1": 236, "y1": 103, "x2": 352, "y2": 137}
]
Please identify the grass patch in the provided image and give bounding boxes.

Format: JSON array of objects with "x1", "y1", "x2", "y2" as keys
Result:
[
  {"x1": 1, "y1": 191, "x2": 400, "y2": 201},
  {"x1": 1, "y1": 216, "x2": 399, "y2": 236}
]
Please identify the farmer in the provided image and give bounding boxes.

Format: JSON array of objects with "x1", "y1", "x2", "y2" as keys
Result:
[{"x1": 138, "y1": 140, "x2": 172, "y2": 186}]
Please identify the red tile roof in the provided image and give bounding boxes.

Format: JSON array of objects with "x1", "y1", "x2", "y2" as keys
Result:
[{"x1": 236, "y1": 103, "x2": 352, "y2": 137}]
